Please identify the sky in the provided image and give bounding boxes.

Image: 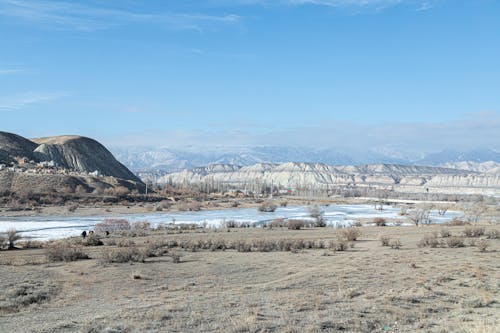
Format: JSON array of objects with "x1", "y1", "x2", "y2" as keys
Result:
[{"x1": 1, "y1": 0, "x2": 499, "y2": 152}]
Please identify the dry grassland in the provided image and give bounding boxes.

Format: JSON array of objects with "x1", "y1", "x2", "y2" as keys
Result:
[{"x1": 1, "y1": 224, "x2": 499, "y2": 333}]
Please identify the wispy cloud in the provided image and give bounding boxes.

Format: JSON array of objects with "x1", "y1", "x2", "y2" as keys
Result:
[
  {"x1": 0, "y1": 68, "x2": 26, "y2": 75},
  {"x1": 0, "y1": 0, "x2": 241, "y2": 32},
  {"x1": 105, "y1": 112, "x2": 500, "y2": 152},
  {"x1": 215, "y1": 0, "x2": 437, "y2": 11},
  {"x1": 0, "y1": 91, "x2": 67, "y2": 111}
]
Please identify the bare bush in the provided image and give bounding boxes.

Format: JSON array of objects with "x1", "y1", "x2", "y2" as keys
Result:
[
  {"x1": 309, "y1": 205, "x2": 326, "y2": 227},
  {"x1": 477, "y1": 239, "x2": 489, "y2": 252},
  {"x1": 95, "y1": 219, "x2": 131, "y2": 234},
  {"x1": 446, "y1": 237, "x2": 465, "y2": 248},
  {"x1": 463, "y1": 227, "x2": 485, "y2": 237},
  {"x1": 440, "y1": 229, "x2": 452, "y2": 238},
  {"x1": 287, "y1": 219, "x2": 305, "y2": 230},
  {"x1": 374, "y1": 218, "x2": 386, "y2": 227},
  {"x1": 418, "y1": 234, "x2": 440, "y2": 248},
  {"x1": 340, "y1": 228, "x2": 361, "y2": 241},
  {"x1": 46, "y1": 244, "x2": 89, "y2": 262},
  {"x1": 132, "y1": 221, "x2": 151, "y2": 230},
  {"x1": 380, "y1": 235, "x2": 391, "y2": 246},
  {"x1": 177, "y1": 201, "x2": 201, "y2": 212},
  {"x1": 101, "y1": 247, "x2": 145, "y2": 263},
  {"x1": 486, "y1": 230, "x2": 499, "y2": 239},
  {"x1": 389, "y1": 239, "x2": 402, "y2": 249},
  {"x1": 258, "y1": 201, "x2": 277, "y2": 212},
  {"x1": 446, "y1": 218, "x2": 469, "y2": 226},
  {"x1": 1, "y1": 229, "x2": 22, "y2": 250},
  {"x1": 408, "y1": 206, "x2": 431, "y2": 226}
]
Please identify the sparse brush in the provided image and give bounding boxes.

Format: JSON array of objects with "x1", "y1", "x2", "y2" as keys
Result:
[
  {"x1": 258, "y1": 201, "x2": 277, "y2": 212},
  {"x1": 287, "y1": 220, "x2": 305, "y2": 230},
  {"x1": 446, "y1": 237, "x2": 465, "y2": 248},
  {"x1": 340, "y1": 228, "x2": 361, "y2": 241},
  {"x1": 82, "y1": 235, "x2": 104, "y2": 246},
  {"x1": 374, "y1": 218, "x2": 386, "y2": 227},
  {"x1": 446, "y1": 218, "x2": 469, "y2": 226},
  {"x1": 463, "y1": 227, "x2": 485, "y2": 237},
  {"x1": 46, "y1": 244, "x2": 89, "y2": 262},
  {"x1": 328, "y1": 238, "x2": 349, "y2": 251},
  {"x1": 418, "y1": 234, "x2": 440, "y2": 248},
  {"x1": 117, "y1": 239, "x2": 135, "y2": 247},
  {"x1": 132, "y1": 221, "x2": 151, "y2": 230},
  {"x1": 170, "y1": 252, "x2": 181, "y2": 263},
  {"x1": 101, "y1": 247, "x2": 145, "y2": 263},
  {"x1": 380, "y1": 235, "x2": 391, "y2": 246},
  {"x1": 144, "y1": 240, "x2": 169, "y2": 257},
  {"x1": 477, "y1": 239, "x2": 489, "y2": 252},
  {"x1": 485, "y1": 230, "x2": 499, "y2": 239},
  {"x1": 440, "y1": 229, "x2": 452, "y2": 238},
  {"x1": 389, "y1": 239, "x2": 402, "y2": 249}
]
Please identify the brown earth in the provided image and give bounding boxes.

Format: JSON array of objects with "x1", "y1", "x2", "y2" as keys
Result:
[{"x1": 1, "y1": 223, "x2": 499, "y2": 333}]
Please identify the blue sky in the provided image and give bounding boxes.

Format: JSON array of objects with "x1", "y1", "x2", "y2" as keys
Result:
[{"x1": 1, "y1": 0, "x2": 499, "y2": 151}]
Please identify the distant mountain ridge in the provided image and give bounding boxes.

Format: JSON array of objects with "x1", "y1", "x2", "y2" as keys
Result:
[{"x1": 111, "y1": 146, "x2": 500, "y2": 172}]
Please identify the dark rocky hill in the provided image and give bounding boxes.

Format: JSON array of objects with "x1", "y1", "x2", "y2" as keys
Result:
[{"x1": 0, "y1": 131, "x2": 143, "y2": 193}]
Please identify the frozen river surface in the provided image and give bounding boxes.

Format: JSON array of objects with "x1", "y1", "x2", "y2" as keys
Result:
[{"x1": 0, "y1": 204, "x2": 462, "y2": 241}]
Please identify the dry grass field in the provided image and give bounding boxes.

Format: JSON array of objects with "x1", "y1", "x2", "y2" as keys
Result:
[{"x1": 1, "y1": 223, "x2": 499, "y2": 333}]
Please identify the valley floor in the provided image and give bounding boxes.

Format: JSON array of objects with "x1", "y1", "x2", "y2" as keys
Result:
[{"x1": 1, "y1": 224, "x2": 499, "y2": 332}]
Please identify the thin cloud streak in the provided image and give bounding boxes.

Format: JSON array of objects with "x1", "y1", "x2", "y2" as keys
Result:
[
  {"x1": 0, "y1": 91, "x2": 68, "y2": 111},
  {"x1": 0, "y1": 0, "x2": 241, "y2": 31},
  {"x1": 104, "y1": 112, "x2": 500, "y2": 152},
  {"x1": 0, "y1": 68, "x2": 26, "y2": 74}
]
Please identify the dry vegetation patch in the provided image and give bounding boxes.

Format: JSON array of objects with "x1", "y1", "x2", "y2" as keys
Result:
[{"x1": 0, "y1": 223, "x2": 498, "y2": 332}]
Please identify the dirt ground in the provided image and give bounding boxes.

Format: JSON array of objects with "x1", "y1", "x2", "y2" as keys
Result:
[{"x1": 1, "y1": 223, "x2": 499, "y2": 333}]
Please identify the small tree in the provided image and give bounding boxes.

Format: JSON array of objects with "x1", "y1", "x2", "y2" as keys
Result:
[
  {"x1": 408, "y1": 206, "x2": 430, "y2": 226},
  {"x1": 309, "y1": 205, "x2": 326, "y2": 227},
  {"x1": 464, "y1": 204, "x2": 486, "y2": 224},
  {"x1": 5, "y1": 229, "x2": 22, "y2": 250}
]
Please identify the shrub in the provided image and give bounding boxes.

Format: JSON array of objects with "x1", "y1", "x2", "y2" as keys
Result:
[
  {"x1": 418, "y1": 234, "x2": 440, "y2": 248},
  {"x1": 486, "y1": 230, "x2": 499, "y2": 239},
  {"x1": 258, "y1": 201, "x2": 277, "y2": 212},
  {"x1": 117, "y1": 239, "x2": 135, "y2": 247},
  {"x1": 446, "y1": 237, "x2": 465, "y2": 248},
  {"x1": 309, "y1": 205, "x2": 326, "y2": 227},
  {"x1": 95, "y1": 219, "x2": 131, "y2": 233},
  {"x1": 269, "y1": 218, "x2": 285, "y2": 228},
  {"x1": 380, "y1": 235, "x2": 391, "y2": 246},
  {"x1": 67, "y1": 204, "x2": 78, "y2": 212},
  {"x1": 389, "y1": 239, "x2": 402, "y2": 249},
  {"x1": 132, "y1": 221, "x2": 151, "y2": 230},
  {"x1": 46, "y1": 244, "x2": 89, "y2": 262},
  {"x1": 144, "y1": 240, "x2": 169, "y2": 257},
  {"x1": 170, "y1": 252, "x2": 181, "y2": 263},
  {"x1": 287, "y1": 219, "x2": 305, "y2": 230},
  {"x1": 477, "y1": 239, "x2": 489, "y2": 252},
  {"x1": 340, "y1": 228, "x2": 361, "y2": 241},
  {"x1": 374, "y1": 218, "x2": 386, "y2": 227},
  {"x1": 328, "y1": 239, "x2": 349, "y2": 251},
  {"x1": 463, "y1": 227, "x2": 485, "y2": 238},
  {"x1": 2, "y1": 229, "x2": 22, "y2": 250},
  {"x1": 446, "y1": 218, "x2": 469, "y2": 226},
  {"x1": 440, "y1": 228, "x2": 452, "y2": 238},
  {"x1": 177, "y1": 202, "x2": 201, "y2": 211},
  {"x1": 101, "y1": 247, "x2": 145, "y2": 263},
  {"x1": 82, "y1": 234, "x2": 104, "y2": 246}
]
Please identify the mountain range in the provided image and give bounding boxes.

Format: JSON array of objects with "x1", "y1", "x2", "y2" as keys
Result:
[{"x1": 111, "y1": 146, "x2": 500, "y2": 173}]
